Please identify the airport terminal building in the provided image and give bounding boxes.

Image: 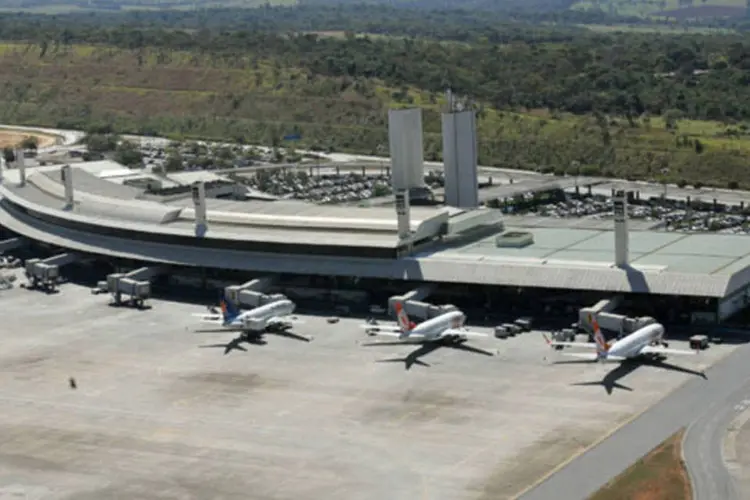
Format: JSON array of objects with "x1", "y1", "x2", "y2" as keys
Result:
[{"x1": 2, "y1": 112, "x2": 750, "y2": 325}]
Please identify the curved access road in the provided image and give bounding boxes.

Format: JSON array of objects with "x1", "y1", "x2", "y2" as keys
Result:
[
  {"x1": 517, "y1": 343, "x2": 750, "y2": 500},
  {"x1": 681, "y1": 381, "x2": 750, "y2": 500}
]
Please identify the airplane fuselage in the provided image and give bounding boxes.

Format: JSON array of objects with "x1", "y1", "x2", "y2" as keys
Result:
[
  {"x1": 225, "y1": 300, "x2": 296, "y2": 330},
  {"x1": 606, "y1": 323, "x2": 665, "y2": 359},
  {"x1": 402, "y1": 310, "x2": 466, "y2": 341}
]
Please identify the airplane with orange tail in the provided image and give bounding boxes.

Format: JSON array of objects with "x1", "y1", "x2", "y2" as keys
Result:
[
  {"x1": 543, "y1": 317, "x2": 697, "y2": 361},
  {"x1": 361, "y1": 301, "x2": 488, "y2": 343}
]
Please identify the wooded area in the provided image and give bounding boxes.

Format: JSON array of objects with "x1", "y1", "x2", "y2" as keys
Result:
[{"x1": 2, "y1": 9, "x2": 750, "y2": 186}]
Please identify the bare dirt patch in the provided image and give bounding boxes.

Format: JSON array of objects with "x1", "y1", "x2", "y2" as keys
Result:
[{"x1": 0, "y1": 130, "x2": 59, "y2": 149}]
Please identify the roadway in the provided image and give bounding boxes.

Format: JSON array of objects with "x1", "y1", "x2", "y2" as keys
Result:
[
  {"x1": 517, "y1": 341, "x2": 750, "y2": 500},
  {"x1": 682, "y1": 378, "x2": 748, "y2": 500}
]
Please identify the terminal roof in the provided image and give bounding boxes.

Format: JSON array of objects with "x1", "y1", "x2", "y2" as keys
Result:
[
  {"x1": 0, "y1": 166, "x2": 460, "y2": 249},
  {"x1": 2, "y1": 193, "x2": 749, "y2": 298},
  {"x1": 4, "y1": 163, "x2": 750, "y2": 298}
]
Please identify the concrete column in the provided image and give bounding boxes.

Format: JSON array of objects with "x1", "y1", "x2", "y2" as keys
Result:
[
  {"x1": 395, "y1": 188, "x2": 411, "y2": 243},
  {"x1": 192, "y1": 181, "x2": 207, "y2": 237},
  {"x1": 61, "y1": 165, "x2": 74, "y2": 209},
  {"x1": 0, "y1": 156, "x2": 5, "y2": 183},
  {"x1": 441, "y1": 109, "x2": 478, "y2": 208},
  {"x1": 388, "y1": 108, "x2": 425, "y2": 193},
  {"x1": 613, "y1": 190, "x2": 629, "y2": 268},
  {"x1": 15, "y1": 149, "x2": 25, "y2": 186}
]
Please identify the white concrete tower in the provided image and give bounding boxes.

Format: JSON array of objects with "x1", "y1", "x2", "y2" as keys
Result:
[
  {"x1": 15, "y1": 149, "x2": 25, "y2": 187},
  {"x1": 192, "y1": 181, "x2": 208, "y2": 237},
  {"x1": 388, "y1": 108, "x2": 425, "y2": 192},
  {"x1": 613, "y1": 190, "x2": 629, "y2": 267},
  {"x1": 60, "y1": 165, "x2": 74, "y2": 209},
  {"x1": 442, "y1": 107, "x2": 479, "y2": 208}
]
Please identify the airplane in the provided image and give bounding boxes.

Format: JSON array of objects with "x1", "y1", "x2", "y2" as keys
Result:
[
  {"x1": 542, "y1": 317, "x2": 697, "y2": 362},
  {"x1": 361, "y1": 301, "x2": 488, "y2": 343},
  {"x1": 194, "y1": 297, "x2": 304, "y2": 336}
]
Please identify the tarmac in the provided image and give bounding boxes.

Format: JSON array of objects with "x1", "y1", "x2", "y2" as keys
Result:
[{"x1": 0, "y1": 280, "x2": 735, "y2": 500}]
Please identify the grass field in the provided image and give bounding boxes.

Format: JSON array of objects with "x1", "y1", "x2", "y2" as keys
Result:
[
  {"x1": 2, "y1": 41, "x2": 750, "y2": 187},
  {"x1": 589, "y1": 430, "x2": 691, "y2": 500}
]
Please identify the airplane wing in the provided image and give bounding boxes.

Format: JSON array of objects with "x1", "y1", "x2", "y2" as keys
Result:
[
  {"x1": 369, "y1": 331, "x2": 405, "y2": 337},
  {"x1": 559, "y1": 352, "x2": 627, "y2": 362},
  {"x1": 640, "y1": 345, "x2": 697, "y2": 357},
  {"x1": 542, "y1": 333, "x2": 597, "y2": 349},
  {"x1": 548, "y1": 341, "x2": 598, "y2": 349},
  {"x1": 192, "y1": 314, "x2": 224, "y2": 324},
  {"x1": 360, "y1": 324, "x2": 403, "y2": 333},
  {"x1": 443, "y1": 328, "x2": 488, "y2": 338},
  {"x1": 366, "y1": 331, "x2": 428, "y2": 340},
  {"x1": 267, "y1": 316, "x2": 305, "y2": 326}
]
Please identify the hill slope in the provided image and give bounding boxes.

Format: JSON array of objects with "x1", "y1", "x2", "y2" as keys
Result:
[
  {"x1": 2, "y1": 18, "x2": 750, "y2": 188},
  {"x1": 570, "y1": 0, "x2": 746, "y2": 19}
]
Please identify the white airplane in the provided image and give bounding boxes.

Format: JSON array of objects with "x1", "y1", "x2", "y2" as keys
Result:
[
  {"x1": 362, "y1": 301, "x2": 488, "y2": 343},
  {"x1": 543, "y1": 318, "x2": 697, "y2": 361},
  {"x1": 195, "y1": 298, "x2": 303, "y2": 334}
]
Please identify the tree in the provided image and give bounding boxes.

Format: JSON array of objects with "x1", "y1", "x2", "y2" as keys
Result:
[
  {"x1": 84, "y1": 134, "x2": 118, "y2": 154},
  {"x1": 19, "y1": 136, "x2": 39, "y2": 150},
  {"x1": 663, "y1": 109, "x2": 682, "y2": 131},
  {"x1": 114, "y1": 140, "x2": 144, "y2": 167},
  {"x1": 2, "y1": 147, "x2": 14, "y2": 163},
  {"x1": 163, "y1": 153, "x2": 184, "y2": 172}
]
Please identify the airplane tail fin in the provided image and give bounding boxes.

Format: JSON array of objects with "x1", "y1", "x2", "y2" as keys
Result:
[
  {"x1": 220, "y1": 298, "x2": 240, "y2": 324},
  {"x1": 592, "y1": 319, "x2": 609, "y2": 360},
  {"x1": 394, "y1": 302, "x2": 417, "y2": 334}
]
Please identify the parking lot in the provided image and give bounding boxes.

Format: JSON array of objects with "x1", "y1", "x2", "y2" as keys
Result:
[{"x1": 0, "y1": 282, "x2": 736, "y2": 500}]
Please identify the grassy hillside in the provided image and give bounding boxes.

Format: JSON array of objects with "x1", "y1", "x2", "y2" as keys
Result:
[
  {"x1": 572, "y1": 0, "x2": 746, "y2": 19},
  {"x1": 4, "y1": 40, "x2": 750, "y2": 188},
  {"x1": 0, "y1": 0, "x2": 295, "y2": 14}
]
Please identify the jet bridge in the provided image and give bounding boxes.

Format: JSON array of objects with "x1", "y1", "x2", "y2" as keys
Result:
[
  {"x1": 224, "y1": 277, "x2": 285, "y2": 309},
  {"x1": 578, "y1": 296, "x2": 655, "y2": 338},
  {"x1": 107, "y1": 266, "x2": 168, "y2": 308},
  {"x1": 387, "y1": 285, "x2": 457, "y2": 320},
  {"x1": 24, "y1": 253, "x2": 79, "y2": 292}
]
